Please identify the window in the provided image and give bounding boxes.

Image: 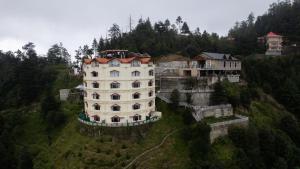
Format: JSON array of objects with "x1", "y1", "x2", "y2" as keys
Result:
[
  {"x1": 131, "y1": 60, "x2": 140, "y2": 67},
  {"x1": 148, "y1": 90, "x2": 153, "y2": 97},
  {"x1": 133, "y1": 114, "x2": 141, "y2": 121},
  {"x1": 111, "y1": 93, "x2": 120, "y2": 100},
  {"x1": 230, "y1": 62, "x2": 232, "y2": 68},
  {"x1": 133, "y1": 103, "x2": 140, "y2": 110},
  {"x1": 111, "y1": 116, "x2": 120, "y2": 122},
  {"x1": 235, "y1": 62, "x2": 237, "y2": 67},
  {"x1": 84, "y1": 81, "x2": 87, "y2": 87},
  {"x1": 83, "y1": 71, "x2": 86, "y2": 77},
  {"x1": 85, "y1": 102, "x2": 88, "y2": 107},
  {"x1": 110, "y1": 82, "x2": 120, "y2": 89},
  {"x1": 111, "y1": 104, "x2": 120, "y2": 111},
  {"x1": 91, "y1": 71, "x2": 98, "y2": 77},
  {"x1": 84, "y1": 91, "x2": 87, "y2": 97},
  {"x1": 92, "y1": 82, "x2": 99, "y2": 88},
  {"x1": 92, "y1": 61, "x2": 99, "y2": 67},
  {"x1": 148, "y1": 80, "x2": 153, "y2": 87},
  {"x1": 133, "y1": 92, "x2": 140, "y2": 99},
  {"x1": 223, "y1": 61, "x2": 226, "y2": 68},
  {"x1": 132, "y1": 81, "x2": 140, "y2": 88},
  {"x1": 131, "y1": 71, "x2": 140, "y2": 77},
  {"x1": 109, "y1": 59, "x2": 120, "y2": 67},
  {"x1": 110, "y1": 70, "x2": 119, "y2": 77},
  {"x1": 149, "y1": 70, "x2": 154, "y2": 76},
  {"x1": 93, "y1": 115, "x2": 100, "y2": 121},
  {"x1": 93, "y1": 104, "x2": 100, "y2": 110},
  {"x1": 92, "y1": 93, "x2": 99, "y2": 99},
  {"x1": 148, "y1": 100, "x2": 153, "y2": 107}
]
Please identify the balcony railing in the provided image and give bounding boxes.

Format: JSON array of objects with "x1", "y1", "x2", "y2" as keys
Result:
[{"x1": 78, "y1": 112, "x2": 161, "y2": 127}]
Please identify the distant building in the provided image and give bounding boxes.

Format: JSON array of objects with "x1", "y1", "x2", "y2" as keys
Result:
[
  {"x1": 82, "y1": 50, "x2": 161, "y2": 126},
  {"x1": 265, "y1": 32, "x2": 283, "y2": 56},
  {"x1": 156, "y1": 52, "x2": 241, "y2": 106},
  {"x1": 156, "y1": 52, "x2": 241, "y2": 85}
]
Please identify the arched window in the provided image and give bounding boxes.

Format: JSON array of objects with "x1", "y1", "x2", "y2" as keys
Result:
[
  {"x1": 132, "y1": 92, "x2": 140, "y2": 99},
  {"x1": 149, "y1": 70, "x2": 154, "y2": 76},
  {"x1": 83, "y1": 91, "x2": 87, "y2": 97},
  {"x1": 131, "y1": 71, "x2": 140, "y2": 77},
  {"x1": 148, "y1": 90, "x2": 153, "y2": 97},
  {"x1": 133, "y1": 114, "x2": 141, "y2": 121},
  {"x1": 131, "y1": 60, "x2": 140, "y2": 67},
  {"x1": 110, "y1": 70, "x2": 119, "y2": 77},
  {"x1": 111, "y1": 93, "x2": 120, "y2": 100},
  {"x1": 93, "y1": 115, "x2": 100, "y2": 121},
  {"x1": 91, "y1": 71, "x2": 98, "y2": 77},
  {"x1": 83, "y1": 71, "x2": 86, "y2": 77},
  {"x1": 84, "y1": 81, "x2": 87, "y2": 87},
  {"x1": 109, "y1": 59, "x2": 120, "y2": 67},
  {"x1": 92, "y1": 92, "x2": 99, "y2": 99},
  {"x1": 148, "y1": 80, "x2": 153, "y2": 86},
  {"x1": 132, "y1": 103, "x2": 140, "y2": 110},
  {"x1": 110, "y1": 82, "x2": 120, "y2": 89},
  {"x1": 111, "y1": 116, "x2": 120, "y2": 122},
  {"x1": 148, "y1": 100, "x2": 153, "y2": 107},
  {"x1": 92, "y1": 82, "x2": 99, "y2": 88},
  {"x1": 132, "y1": 81, "x2": 140, "y2": 88},
  {"x1": 93, "y1": 103, "x2": 100, "y2": 110},
  {"x1": 111, "y1": 104, "x2": 120, "y2": 111}
]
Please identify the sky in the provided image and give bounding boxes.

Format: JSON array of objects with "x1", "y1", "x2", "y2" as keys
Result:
[{"x1": 0, "y1": 0, "x2": 278, "y2": 56}]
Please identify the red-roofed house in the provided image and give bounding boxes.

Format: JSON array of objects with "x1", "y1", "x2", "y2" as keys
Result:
[{"x1": 265, "y1": 32, "x2": 283, "y2": 56}]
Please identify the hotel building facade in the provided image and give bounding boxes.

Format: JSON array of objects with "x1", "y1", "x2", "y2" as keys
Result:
[{"x1": 82, "y1": 50, "x2": 161, "y2": 126}]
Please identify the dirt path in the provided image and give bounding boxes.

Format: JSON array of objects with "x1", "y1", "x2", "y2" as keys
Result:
[{"x1": 123, "y1": 129, "x2": 178, "y2": 169}]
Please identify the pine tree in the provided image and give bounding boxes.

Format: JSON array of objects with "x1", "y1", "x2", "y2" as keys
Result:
[{"x1": 181, "y1": 22, "x2": 190, "y2": 34}]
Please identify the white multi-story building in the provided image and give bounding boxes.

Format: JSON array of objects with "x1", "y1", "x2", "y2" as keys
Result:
[
  {"x1": 82, "y1": 50, "x2": 161, "y2": 126},
  {"x1": 265, "y1": 32, "x2": 283, "y2": 56}
]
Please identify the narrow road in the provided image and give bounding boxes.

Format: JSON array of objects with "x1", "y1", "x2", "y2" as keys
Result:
[{"x1": 123, "y1": 129, "x2": 178, "y2": 169}]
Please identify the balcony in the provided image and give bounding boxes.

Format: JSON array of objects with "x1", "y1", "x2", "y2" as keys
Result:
[{"x1": 78, "y1": 112, "x2": 161, "y2": 127}]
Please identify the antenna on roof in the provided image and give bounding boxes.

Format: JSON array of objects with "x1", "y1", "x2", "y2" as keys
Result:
[{"x1": 129, "y1": 15, "x2": 133, "y2": 33}]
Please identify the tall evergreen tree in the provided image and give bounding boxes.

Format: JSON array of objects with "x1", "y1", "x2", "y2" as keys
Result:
[{"x1": 181, "y1": 22, "x2": 190, "y2": 34}]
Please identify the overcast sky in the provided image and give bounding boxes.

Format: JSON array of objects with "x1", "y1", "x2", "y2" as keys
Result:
[{"x1": 0, "y1": 0, "x2": 277, "y2": 56}]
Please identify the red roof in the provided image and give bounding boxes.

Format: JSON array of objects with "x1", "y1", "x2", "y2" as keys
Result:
[
  {"x1": 84, "y1": 56, "x2": 151, "y2": 64},
  {"x1": 267, "y1": 32, "x2": 281, "y2": 37}
]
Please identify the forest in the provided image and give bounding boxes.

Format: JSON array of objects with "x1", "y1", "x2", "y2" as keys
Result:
[{"x1": 72, "y1": 0, "x2": 300, "y2": 64}]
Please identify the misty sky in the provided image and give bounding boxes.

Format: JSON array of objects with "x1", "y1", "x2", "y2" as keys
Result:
[{"x1": 0, "y1": 0, "x2": 277, "y2": 55}]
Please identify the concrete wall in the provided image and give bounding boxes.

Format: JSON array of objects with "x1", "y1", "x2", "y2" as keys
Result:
[
  {"x1": 60, "y1": 89, "x2": 70, "y2": 101},
  {"x1": 158, "y1": 90, "x2": 212, "y2": 106},
  {"x1": 209, "y1": 115, "x2": 249, "y2": 143},
  {"x1": 192, "y1": 104, "x2": 233, "y2": 121}
]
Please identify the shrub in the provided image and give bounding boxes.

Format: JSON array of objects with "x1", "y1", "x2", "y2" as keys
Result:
[
  {"x1": 121, "y1": 144, "x2": 127, "y2": 149},
  {"x1": 115, "y1": 151, "x2": 121, "y2": 158},
  {"x1": 170, "y1": 89, "x2": 180, "y2": 107}
]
